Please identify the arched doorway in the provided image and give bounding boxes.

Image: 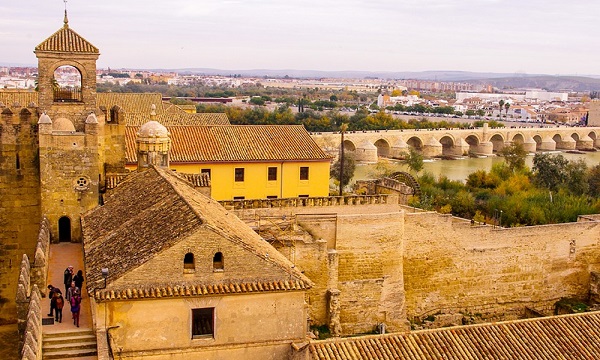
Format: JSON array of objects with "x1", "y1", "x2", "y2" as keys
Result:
[{"x1": 58, "y1": 216, "x2": 71, "y2": 242}]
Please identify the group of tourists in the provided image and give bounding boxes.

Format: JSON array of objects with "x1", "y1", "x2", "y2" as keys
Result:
[{"x1": 47, "y1": 265, "x2": 84, "y2": 327}]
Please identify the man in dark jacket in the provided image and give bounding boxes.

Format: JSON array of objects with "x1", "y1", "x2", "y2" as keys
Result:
[
  {"x1": 46, "y1": 285, "x2": 61, "y2": 317},
  {"x1": 63, "y1": 265, "x2": 74, "y2": 293}
]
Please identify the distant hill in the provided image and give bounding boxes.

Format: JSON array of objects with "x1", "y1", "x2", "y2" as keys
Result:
[
  {"x1": 169, "y1": 68, "x2": 522, "y2": 81},
  {"x1": 464, "y1": 75, "x2": 600, "y2": 92},
  {"x1": 164, "y1": 68, "x2": 600, "y2": 91}
]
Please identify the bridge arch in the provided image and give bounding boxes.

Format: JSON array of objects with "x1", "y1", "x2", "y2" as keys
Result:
[
  {"x1": 511, "y1": 133, "x2": 525, "y2": 144},
  {"x1": 374, "y1": 139, "x2": 391, "y2": 157},
  {"x1": 406, "y1": 136, "x2": 423, "y2": 152},
  {"x1": 465, "y1": 135, "x2": 480, "y2": 146},
  {"x1": 489, "y1": 134, "x2": 505, "y2": 152},
  {"x1": 588, "y1": 131, "x2": 597, "y2": 141},
  {"x1": 439, "y1": 135, "x2": 455, "y2": 156},
  {"x1": 343, "y1": 139, "x2": 356, "y2": 151},
  {"x1": 571, "y1": 133, "x2": 580, "y2": 142},
  {"x1": 533, "y1": 135, "x2": 543, "y2": 150},
  {"x1": 552, "y1": 134, "x2": 563, "y2": 143}
]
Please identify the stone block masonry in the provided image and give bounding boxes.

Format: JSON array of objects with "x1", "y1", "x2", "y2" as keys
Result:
[
  {"x1": 403, "y1": 212, "x2": 600, "y2": 321},
  {"x1": 0, "y1": 108, "x2": 41, "y2": 322}
]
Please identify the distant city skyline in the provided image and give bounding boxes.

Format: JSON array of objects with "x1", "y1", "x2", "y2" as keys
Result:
[{"x1": 1, "y1": 1, "x2": 598, "y2": 76}]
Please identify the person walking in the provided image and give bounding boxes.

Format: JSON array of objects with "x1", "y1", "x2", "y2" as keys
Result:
[
  {"x1": 54, "y1": 291, "x2": 64, "y2": 323},
  {"x1": 65, "y1": 281, "x2": 79, "y2": 306},
  {"x1": 70, "y1": 291, "x2": 81, "y2": 327},
  {"x1": 63, "y1": 265, "x2": 74, "y2": 293},
  {"x1": 46, "y1": 285, "x2": 61, "y2": 317},
  {"x1": 73, "y1": 270, "x2": 84, "y2": 290}
]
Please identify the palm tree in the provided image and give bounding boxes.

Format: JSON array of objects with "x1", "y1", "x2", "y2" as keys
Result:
[
  {"x1": 504, "y1": 102, "x2": 510, "y2": 116},
  {"x1": 499, "y1": 100, "x2": 505, "y2": 117}
]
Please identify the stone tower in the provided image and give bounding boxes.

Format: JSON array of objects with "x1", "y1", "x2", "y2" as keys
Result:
[{"x1": 35, "y1": 12, "x2": 103, "y2": 243}]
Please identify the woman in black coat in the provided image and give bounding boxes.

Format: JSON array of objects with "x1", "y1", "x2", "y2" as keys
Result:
[{"x1": 73, "y1": 270, "x2": 84, "y2": 290}]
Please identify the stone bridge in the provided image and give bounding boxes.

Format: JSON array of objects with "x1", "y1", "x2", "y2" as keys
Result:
[{"x1": 310, "y1": 124, "x2": 600, "y2": 162}]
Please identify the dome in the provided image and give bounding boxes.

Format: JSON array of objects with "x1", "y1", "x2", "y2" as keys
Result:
[
  {"x1": 137, "y1": 120, "x2": 169, "y2": 138},
  {"x1": 38, "y1": 113, "x2": 52, "y2": 124},
  {"x1": 53, "y1": 117, "x2": 75, "y2": 131}
]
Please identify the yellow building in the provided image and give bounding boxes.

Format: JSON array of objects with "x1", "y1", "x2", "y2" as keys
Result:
[{"x1": 125, "y1": 124, "x2": 331, "y2": 200}]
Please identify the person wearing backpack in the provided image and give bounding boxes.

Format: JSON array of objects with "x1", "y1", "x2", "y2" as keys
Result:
[
  {"x1": 70, "y1": 292, "x2": 81, "y2": 327},
  {"x1": 54, "y1": 291, "x2": 64, "y2": 323}
]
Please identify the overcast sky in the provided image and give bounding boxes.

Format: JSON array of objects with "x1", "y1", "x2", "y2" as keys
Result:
[{"x1": 1, "y1": 1, "x2": 598, "y2": 75}]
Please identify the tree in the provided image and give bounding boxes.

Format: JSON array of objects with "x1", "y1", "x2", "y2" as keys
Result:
[
  {"x1": 565, "y1": 159, "x2": 588, "y2": 195},
  {"x1": 249, "y1": 97, "x2": 265, "y2": 106},
  {"x1": 405, "y1": 147, "x2": 424, "y2": 174},
  {"x1": 532, "y1": 153, "x2": 569, "y2": 191},
  {"x1": 476, "y1": 109, "x2": 486, "y2": 117},
  {"x1": 588, "y1": 164, "x2": 600, "y2": 197},
  {"x1": 465, "y1": 110, "x2": 476, "y2": 117},
  {"x1": 499, "y1": 100, "x2": 505, "y2": 117},
  {"x1": 330, "y1": 154, "x2": 355, "y2": 190},
  {"x1": 504, "y1": 102, "x2": 511, "y2": 115},
  {"x1": 498, "y1": 142, "x2": 527, "y2": 172}
]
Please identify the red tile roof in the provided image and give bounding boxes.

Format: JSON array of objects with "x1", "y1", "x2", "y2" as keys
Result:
[
  {"x1": 310, "y1": 311, "x2": 600, "y2": 359},
  {"x1": 35, "y1": 24, "x2": 98, "y2": 54},
  {"x1": 125, "y1": 125, "x2": 330, "y2": 164}
]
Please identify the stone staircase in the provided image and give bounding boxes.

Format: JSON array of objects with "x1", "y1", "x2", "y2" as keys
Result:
[{"x1": 42, "y1": 329, "x2": 97, "y2": 359}]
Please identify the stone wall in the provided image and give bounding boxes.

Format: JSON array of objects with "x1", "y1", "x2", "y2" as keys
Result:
[
  {"x1": 268, "y1": 211, "x2": 407, "y2": 336},
  {"x1": 0, "y1": 106, "x2": 41, "y2": 321},
  {"x1": 403, "y1": 212, "x2": 600, "y2": 321}
]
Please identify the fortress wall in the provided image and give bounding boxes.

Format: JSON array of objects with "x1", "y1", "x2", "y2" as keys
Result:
[
  {"x1": 403, "y1": 212, "x2": 600, "y2": 320},
  {"x1": 334, "y1": 212, "x2": 406, "y2": 334},
  {"x1": 0, "y1": 110, "x2": 41, "y2": 321}
]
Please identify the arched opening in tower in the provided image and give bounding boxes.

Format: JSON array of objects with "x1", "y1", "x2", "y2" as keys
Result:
[{"x1": 53, "y1": 65, "x2": 82, "y2": 102}]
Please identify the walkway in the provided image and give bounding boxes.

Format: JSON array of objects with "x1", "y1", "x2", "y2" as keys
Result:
[{"x1": 43, "y1": 242, "x2": 93, "y2": 334}]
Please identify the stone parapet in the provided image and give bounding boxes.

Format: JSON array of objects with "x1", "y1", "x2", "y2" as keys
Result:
[
  {"x1": 219, "y1": 194, "x2": 394, "y2": 210},
  {"x1": 20, "y1": 285, "x2": 42, "y2": 360},
  {"x1": 30, "y1": 218, "x2": 50, "y2": 297}
]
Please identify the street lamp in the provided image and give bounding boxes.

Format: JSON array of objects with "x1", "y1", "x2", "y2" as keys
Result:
[{"x1": 339, "y1": 123, "x2": 348, "y2": 196}]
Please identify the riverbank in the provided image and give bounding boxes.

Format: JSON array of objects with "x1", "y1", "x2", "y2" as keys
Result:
[{"x1": 352, "y1": 150, "x2": 600, "y2": 184}]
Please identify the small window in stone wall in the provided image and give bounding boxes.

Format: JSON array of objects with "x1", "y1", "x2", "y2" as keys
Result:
[
  {"x1": 184, "y1": 252, "x2": 195, "y2": 273},
  {"x1": 213, "y1": 252, "x2": 224, "y2": 271},
  {"x1": 192, "y1": 308, "x2": 214, "y2": 338}
]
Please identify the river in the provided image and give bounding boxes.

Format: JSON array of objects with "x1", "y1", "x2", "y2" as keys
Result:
[{"x1": 352, "y1": 151, "x2": 600, "y2": 183}]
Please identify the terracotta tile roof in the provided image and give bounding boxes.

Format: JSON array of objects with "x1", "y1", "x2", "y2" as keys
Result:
[
  {"x1": 125, "y1": 125, "x2": 330, "y2": 164},
  {"x1": 97, "y1": 93, "x2": 164, "y2": 115},
  {"x1": 96, "y1": 93, "x2": 229, "y2": 126},
  {"x1": 0, "y1": 90, "x2": 39, "y2": 108},
  {"x1": 35, "y1": 24, "x2": 98, "y2": 54},
  {"x1": 83, "y1": 166, "x2": 310, "y2": 298},
  {"x1": 310, "y1": 311, "x2": 600, "y2": 359},
  {"x1": 178, "y1": 172, "x2": 211, "y2": 187},
  {"x1": 93, "y1": 279, "x2": 309, "y2": 302}
]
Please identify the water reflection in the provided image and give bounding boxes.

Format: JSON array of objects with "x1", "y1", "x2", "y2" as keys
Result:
[{"x1": 353, "y1": 151, "x2": 600, "y2": 183}]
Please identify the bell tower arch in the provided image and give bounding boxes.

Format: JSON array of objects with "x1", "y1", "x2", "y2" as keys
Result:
[{"x1": 34, "y1": 10, "x2": 99, "y2": 131}]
